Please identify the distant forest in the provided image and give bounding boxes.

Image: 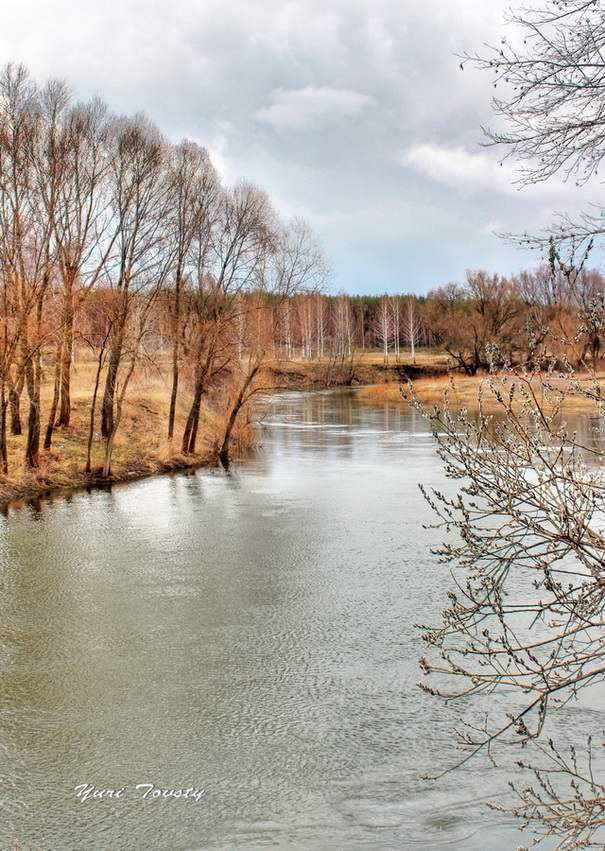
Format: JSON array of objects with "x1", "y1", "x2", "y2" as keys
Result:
[{"x1": 347, "y1": 264, "x2": 605, "y2": 373}]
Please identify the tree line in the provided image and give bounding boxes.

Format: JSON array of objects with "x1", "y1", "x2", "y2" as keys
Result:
[
  {"x1": 0, "y1": 63, "x2": 331, "y2": 476},
  {"x1": 278, "y1": 263, "x2": 605, "y2": 373}
]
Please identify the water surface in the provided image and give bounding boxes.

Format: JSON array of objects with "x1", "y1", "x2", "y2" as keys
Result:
[{"x1": 0, "y1": 389, "x2": 566, "y2": 850}]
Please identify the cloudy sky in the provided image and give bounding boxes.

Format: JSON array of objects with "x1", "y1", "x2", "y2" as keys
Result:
[{"x1": 0, "y1": 0, "x2": 598, "y2": 294}]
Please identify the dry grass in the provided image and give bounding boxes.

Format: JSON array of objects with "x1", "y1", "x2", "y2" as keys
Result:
[
  {"x1": 353, "y1": 349, "x2": 449, "y2": 368},
  {"x1": 0, "y1": 358, "x2": 226, "y2": 507},
  {"x1": 359, "y1": 375, "x2": 487, "y2": 407},
  {"x1": 359, "y1": 371, "x2": 605, "y2": 413},
  {"x1": 282, "y1": 349, "x2": 449, "y2": 369},
  {"x1": 358, "y1": 383, "x2": 407, "y2": 404}
]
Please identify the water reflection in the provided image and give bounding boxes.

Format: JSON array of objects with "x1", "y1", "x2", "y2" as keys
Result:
[{"x1": 0, "y1": 389, "x2": 564, "y2": 850}]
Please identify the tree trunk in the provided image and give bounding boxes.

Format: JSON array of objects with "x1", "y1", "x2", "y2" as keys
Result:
[
  {"x1": 219, "y1": 402, "x2": 242, "y2": 465},
  {"x1": 102, "y1": 348, "x2": 138, "y2": 478},
  {"x1": 219, "y1": 368, "x2": 259, "y2": 464},
  {"x1": 0, "y1": 378, "x2": 8, "y2": 475},
  {"x1": 44, "y1": 337, "x2": 62, "y2": 450},
  {"x1": 181, "y1": 336, "x2": 214, "y2": 454},
  {"x1": 101, "y1": 317, "x2": 125, "y2": 440},
  {"x1": 182, "y1": 377, "x2": 204, "y2": 455},
  {"x1": 167, "y1": 276, "x2": 181, "y2": 441},
  {"x1": 9, "y1": 387, "x2": 22, "y2": 436},
  {"x1": 23, "y1": 349, "x2": 40, "y2": 469},
  {"x1": 86, "y1": 341, "x2": 106, "y2": 473},
  {"x1": 102, "y1": 425, "x2": 118, "y2": 478},
  {"x1": 8, "y1": 369, "x2": 23, "y2": 435},
  {"x1": 56, "y1": 302, "x2": 74, "y2": 427}
]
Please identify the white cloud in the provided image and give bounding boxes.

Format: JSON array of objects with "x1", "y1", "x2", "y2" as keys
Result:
[
  {"x1": 0, "y1": 0, "x2": 591, "y2": 292},
  {"x1": 399, "y1": 143, "x2": 575, "y2": 202},
  {"x1": 399, "y1": 143, "x2": 525, "y2": 195},
  {"x1": 255, "y1": 86, "x2": 376, "y2": 132}
]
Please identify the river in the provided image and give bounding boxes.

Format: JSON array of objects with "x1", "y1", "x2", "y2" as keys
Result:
[{"x1": 0, "y1": 388, "x2": 565, "y2": 850}]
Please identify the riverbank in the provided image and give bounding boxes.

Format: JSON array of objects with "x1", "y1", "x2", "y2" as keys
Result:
[
  {"x1": 0, "y1": 452, "x2": 214, "y2": 510},
  {"x1": 358, "y1": 371, "x2": 605, "y2": 411},
  {"x1": 271, "y1": 350, "x2": 450, "y2": 388},
  {"x1": 0, "y1": 351, "x2": 450, "y2": 508},
  {"x1": 0, "y1": 362, "x2": 224, "y2": 508}
]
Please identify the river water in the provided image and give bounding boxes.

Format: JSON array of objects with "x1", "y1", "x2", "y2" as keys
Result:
[{"x1": 0, "y1": 389, "x2": 568, "y2": 850}]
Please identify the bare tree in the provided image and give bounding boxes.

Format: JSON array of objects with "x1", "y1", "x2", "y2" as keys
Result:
[
  {"x1": 298, "y1": 294, "x2": 313, "y2": 360},
  {"x1": 181, "y1": 181, "x2": 273, "y2": 455},
  {"x1": 0, "y1": 62, "x2": 337, "y2": 483},
  {"x1": 44, "y1": 95, "x2": 114, "y2": 447},
  {"x1": 390, "y1": 295, "x2": 401, "y2": 362},
  {"x1": 217, "y1": 216, "x2": 330, "y2": 462},
  {"x1": 373, "y1": 295, "x2": 392, "y2": 363},
  {"x1": 464, "y1": 0, "x2": 605, "y2": 262},
  {"x1": 466, "y1": 0, "x2": 605, "y2": 186},
  {"x1": 403, "y1": 296, "x2": 419, "y2": 363},
  {"x1": 417, "y1": 2, "x2": 605, "y2": 845},
  {"x1": 217, "y1": 291, "x2": 273, "y2": 465},
  {"x1": 165, "y1": 140, "x2": 215, "y2": 441},
  {"x1": 315, "y1": 291, "x2": 327, "y2": 359},
  {"x1": 0, "y1": 63, "x2": 52, "y2": 469},
  {"x1": 411, "y1": 344, "x2": 605, "y2": 849},
  {"x1": 100, "y1": 114, "x2": 170, "y2": 445}
]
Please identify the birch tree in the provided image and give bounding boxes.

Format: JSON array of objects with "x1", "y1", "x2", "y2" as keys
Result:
[
  {"x1": 403, "y1": 296, "x2": 419, "y2": 363},
  {"x1": 390, "y1": 295, "x2": 401, "y2": 362},
  {"x1": 332, "y1": 293, "x2": 354, "y2": 359},
  {"x1": 374, "y1": 295, "x2": 392, "y2": 363}
]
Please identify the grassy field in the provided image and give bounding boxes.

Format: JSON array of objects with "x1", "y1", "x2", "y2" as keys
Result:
[
  {"x1": 358, "y1": 370, "x2": 605, "y2": 412},
  {"x1": 359, "y1": 374, "x2": 496, "y2": 407},
  {"x1": 351, "y1": 349, "x2": 449, "y2": 367},
  {"x1": 272, "y1": 349, "x2": 450, "y2": 388},
  {"x1": 0, "y1": 359, "x2": 226, "y2": 507}
]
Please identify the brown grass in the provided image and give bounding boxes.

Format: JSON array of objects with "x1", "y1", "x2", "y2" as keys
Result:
[
  {"x1": 359, "y1": 371, "x2": 605, "y2": 413},
  {"x1": 358, "y1": 375, "x2": 487, "y2": 407},
  {"x1": 280, "y1": 349, "x2": 449, "y2": 370},
  {"x1": 358, "y1": 383, "x2": 407, "y2": 404},
  {"x1": 0, "y1": 359, "x2": 226, "y2": 507},
  {"x1": 352, "y1": 349, "x2": 449, "y2": 367}
]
